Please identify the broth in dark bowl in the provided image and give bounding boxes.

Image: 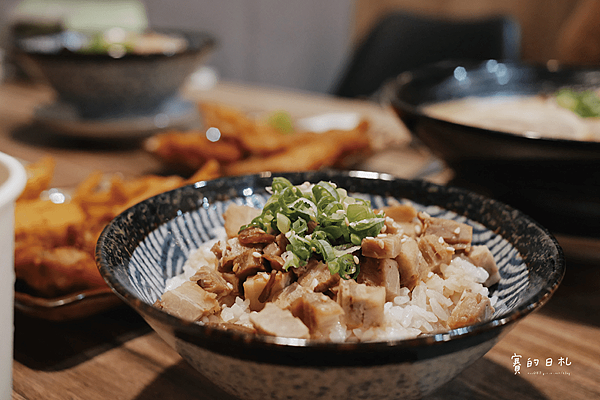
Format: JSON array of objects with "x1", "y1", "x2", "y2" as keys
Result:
[{"x1": 385, "y1": 60, "x2": 600, "y2": 240}]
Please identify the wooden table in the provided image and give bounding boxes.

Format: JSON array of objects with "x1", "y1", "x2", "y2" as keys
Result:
[{"x1": 2, "y1": 80, "x2": 599, "y2": 400}]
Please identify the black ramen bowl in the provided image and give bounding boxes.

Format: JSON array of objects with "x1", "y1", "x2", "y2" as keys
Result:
[
  {"x1": 384, "y1": 60, "x2": 600, "y2": 242},
  {"x1": 96, "y1": 170, "x2": 564, "y2": 400},
  {"x1": 13, "y1": 28, "x2": 215, "y2": 119}
]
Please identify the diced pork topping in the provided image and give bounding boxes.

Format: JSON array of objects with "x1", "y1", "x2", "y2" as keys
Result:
[
  {"x1": 243, "y1": 272, "x2": 271, "y2": 311},
  {"x1": 361, "y1": 233, "x2": 404, "y2": 259},
  {"x1": 297, "y1": 260, "x2": 340, "y2": 292},
  {"x1": 238, "y1": 226, "x2": 276, "y2": 245},
  {"x1": 156, "y1": 281, "x2": 220, "y2": 322},
  {"x1": 273, "y1": 282, "x2": 312, "y2": 310},
  {"x1": 249, "y1": 303, "x2": 310, "y2": 339},
  {"x1": 448, "y1": 290, "x2": 494, "y2": 329},
  {"x1": 219, "y1": 237, "x2": 248, "y2": 272},
  {"x1": 381, "y1": 203, "x2": 417, "y2": 222},
  {"x1": 290, "y1": 291, "x2": 346, "y2": 339},
  {"x1": 219, "y1": 237, "x2": 267, "y2": 281},
  {"x1": 418, "y1": 212, "x2": 473, "y2": 251},
  {"x1": 382, "y1": 217, "x2": 402, "y2": 235},
  {"x1": 357, "y1": 257, "x2": 401, "y2": 301},
  {"x1": 157, "y1": 182, "x2": 500, "y2": 342},
  {"x1": 466, "y1": 245, "x2": 500, "y2": 286},
  {"x1": 394, "y1": 236, "x2": 428, "y2": 290},
  {"x1": 223, "y1": 204, "x2": 261, "y2": 238},
  {"x1": 380, "y1": 203, "x2": 423, "y2": 238},
  {"x1": 418, "y1": 234, "x2": 454, "y2": 271},
  {"x1": 337, "y1": 279, "x2": 386, "y2": 329},
  {"x1": 190, "y1": 266, "x2": 232, "y2": 300},
  {"x1": 262, "y1": 233, "x2": 289, "y2": 271},
  {"x1": 221, "y1": 273, "x2": 241, "y2": 298},
  {"x1": 232, "y1": 249, "x2": 266, "y2": 281}
]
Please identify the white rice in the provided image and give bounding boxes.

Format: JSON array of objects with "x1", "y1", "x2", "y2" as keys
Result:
[
  {"x1": 172, "y1": 245, "x2": 493, "y2": 342},
  {"x1": 342, "y1": 256, "x2": 491, "y2": 342},
  {"x1": 164, "y1": 240, "x2": 220, "y2": 292}
]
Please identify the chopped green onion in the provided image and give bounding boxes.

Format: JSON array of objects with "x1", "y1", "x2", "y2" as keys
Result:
[
  {"x1": 276, "y1": 213, "x2": 291, "y2": 233},
  {"x1": 242, "y1": 178, "x2": 385, "y2": 279},
  {"x1": 555, "y1": 88, "x2": 600, "y2": 118}
]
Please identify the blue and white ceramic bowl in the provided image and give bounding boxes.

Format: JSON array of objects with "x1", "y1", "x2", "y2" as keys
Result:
[{"x1": 96, "y1": 170, "x2": 565, "y2": 400}]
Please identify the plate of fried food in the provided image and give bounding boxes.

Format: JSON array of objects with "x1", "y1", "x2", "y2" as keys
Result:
[
  {"x1": 14, "y1": 156, "x2": 220, "y2": 321},
  {"x1": 143, "y1": 102, "x2": 377, "y2": 177}
]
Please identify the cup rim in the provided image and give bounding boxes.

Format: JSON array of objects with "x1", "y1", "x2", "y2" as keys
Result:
[{"x1": 0, "y1": 152, "x2": 27, "y2": 206}]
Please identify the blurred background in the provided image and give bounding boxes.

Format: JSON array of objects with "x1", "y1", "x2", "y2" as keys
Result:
[{"x1": 0, "y1": 0, "x2": 597, "y2": 93}]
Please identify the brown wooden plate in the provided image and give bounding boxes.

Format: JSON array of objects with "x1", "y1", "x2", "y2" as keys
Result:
[{"x1": 14, "y1": 286, "x2": 122, "y2": 321}]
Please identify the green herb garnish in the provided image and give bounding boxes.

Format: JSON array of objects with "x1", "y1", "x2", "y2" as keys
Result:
[
  {"x1": 76, "y1": 32, "x2": 134, "y2": 56},
  {"x1": 267, "y1": 111, "x2": 295, "y2": 134},
  {"x1": 555, "y1": 88, "x2": 600, "y2": 118},
  {"x1": 242, "y1": 177, "x2": 385, "y2": 279}
]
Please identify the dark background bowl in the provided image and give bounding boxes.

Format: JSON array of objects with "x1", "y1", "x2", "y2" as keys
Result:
[
  {"x1": 385, "y1": 60, "x2": 600, "y2": 241},
  {"x1": 13, "y1": 28, "x2": 215, "y2": 119},
  {"x1": 96, "y1": 170, "x2": 564, "y2": 400}
]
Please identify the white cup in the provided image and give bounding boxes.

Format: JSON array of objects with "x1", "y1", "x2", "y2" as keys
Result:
[{"x1": 0, "y1": 152, "x2": 27, "y2": 399}]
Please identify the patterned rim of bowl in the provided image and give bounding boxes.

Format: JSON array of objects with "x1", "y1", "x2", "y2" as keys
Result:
[{"x1": 15, "y1": 28, "x2": 216, "y2": 61}]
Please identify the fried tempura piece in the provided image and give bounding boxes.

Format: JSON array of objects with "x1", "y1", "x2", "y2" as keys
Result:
[
  {"x1": 14, "y1": 156, "x2": 199, "y2": 298},
  {"x1": 201, "y1": 102, "x2": 291, "y2": 155},
  {"x1": 15, "y1": 200, "x2": 85, "y2": 247},
  {"x1": 120, "y1": 175, "x2": 185, "y2": 210},
  {"x1": 144, "y1": 130, "x2": 243, "y2": 171},
  {"x1": 15, "y1": 246, "x2": 106, "y2": 297},
  {"x1": 18, "y1": 156, "x2": 55, "y2": 201},
  {"x1": 72, "y1": 172, "x2": 185, "y2": 218},
  {"x1": 186, "y1": 159, "x2": 221, "y2": 183},
  {"x1": 200, "y1": 102, "x2": 254, "y2": 141},
  {"x1": 147, "y1": 102, "x2": 372, "y2": 176},
  {"x1": 223, "y1": 122, "x2": 371, "y2": 176}
]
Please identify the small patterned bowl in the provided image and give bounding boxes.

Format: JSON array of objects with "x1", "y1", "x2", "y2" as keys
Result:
[
  {"x1": 13, "y1": 28, "x2": 215, "y2": 119},
  {"x1": 96, "y1": 170, "x2": 565, "y2": 400}
]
